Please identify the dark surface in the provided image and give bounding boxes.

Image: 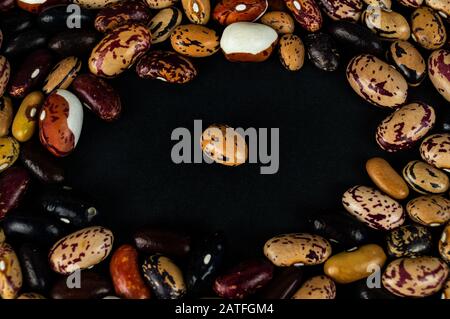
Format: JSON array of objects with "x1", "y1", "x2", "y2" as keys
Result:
[{"x1": 63, "y1": 41, "x2": 447, "y2": 262}]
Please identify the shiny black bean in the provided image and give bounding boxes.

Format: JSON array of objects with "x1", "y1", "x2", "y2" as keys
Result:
[
  {"x1": 18, "y1": 243, "x2": 53, "y2": 292},
  {"x1": 48, "y1": 29, "x2": 99, "y2": 56},
  {"x1": 352, "y1": 280, "x2": 397, "y2": 299},
  {"x1": 20, "y1": 140, "x2": 65, "y2": 184},
  {"x1": 185, "y1": 232, "x2": 225, "y2": 296},
  {"x1": 0, "y1": 10, "x2": 34, "y2": 35},
  {"x1": 3, "y1": 29, "x2": 48, "y2": 56},
  {"x1": 2, "y1": 212, "x2": 67, "y2": 244},
  {"x1": 328, "y1": 20, "x2": 385, "y2": 56},
  {"x1": 40, "y1": 186, "x2": 99, "y2": 227},
  {"x1": 305, "y1": 32, "x2": 340, "y2": 72},
  {"x1": 306, "y1": 212, "x2": 371, "y2": 249},
  {"x1": 38, "y1": 4, "x2": 95, "y2": 33}
]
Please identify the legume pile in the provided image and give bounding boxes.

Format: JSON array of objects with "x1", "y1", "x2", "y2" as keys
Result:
[{"x1": 0, "y1": 0, "x2": 449, "y2": 300}]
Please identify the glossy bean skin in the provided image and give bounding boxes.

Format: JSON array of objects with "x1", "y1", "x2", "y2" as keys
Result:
[
  {"x1": 0, "y1": 167, "x2": 30, "y2": 220},
  {"x1": 362, "y1": 7, "x2": 410, "y2": 41},
  {"x1": 260, "y1": 11, "x2": 295, "y2": 34},
  {"x1": 278, "y1": 34, "x2": 305, "y2": 71},
  {"x1": 0, "y1": 137, "x2": 19, "y2": 173},
  {"x1": 0, "y1": 96, "x2": 13, "y2": 137},
  {"x1": 439, "y1": 224, "x2": 450, "y2": 262},
  {"x1": 397, "y1": 0, "x2": 422, "y2": 7},
  {"x1": 386, "y1": 41, "x2": 426, "y2": 86},
  {"x1": 3, "y1": 30, "x2": 48, "y2": 57},
  {"x1": 0, "y1": 10, "x2": 33, "y2": 35},
  {"x1": 133, "y1": 228, "x2": 191, "y2": 257},
  {"x1": 366, "y1": 157, "x2": 409, "y2": 200},
  {"x1": 352, "y1": 280, "x2": 396, "y2": 299},
  {"x1": 136, "y1": 50, "x2": 198, "y2": 84},
  {"x1": 142, "y1": 254, "x2": 186, "y2": 299},
  {"x1": 48, "y1": 30, "x2": 99, "y2": 57},
  {"x1": 182, "y1": 0, "x2": 211, "y2": 24},
  {"x1": 305, "y1": 212, "x2": 370, "y2": 250},
  {"x1": 0, "y1": 56, "x2": 10, "y2": 98},
  {"x1": 426, "y1": 0, "x2": 450, "y2": 18},
  {"x1": 258, "y1": 266, "x2": 303, "y2": 299},
  {"x1": 324, "y1": 244, "x2": 387, "y2": 284},
  {"x1": 386, "y1": 224, "x2": 432, "y2": 257},
  {"x1": 328, "y1": 20, "x2": 384, "y2": 56},
  {"x1": 213, "y1": 0, "x2": 268, "y2": 25},
  {"x1": 346, "y1": 54, "x2": 408, "y2": 109},
  {"x1": 51, "y1": 271, "x2": 113, "y2": 299},
  {"x1": 185, "y1": 232, "x2": 225, "y2": 296},
  {"x1": 110, "y1": 245, "x2": 151, "y2": 299},
  {"x1": 406, "y1": 195, "x2": 450, "y2": 227},
  {"x1": 9, "y1": 49, "x2": 53, "y2": 99},
  {"x1": 71, "y1": 74, "x2": 122, "y2": 122},
  {"x1": 18, "y1": 243, "x2": 52, "y2": 292},
  {"x1": 317, "y1": 0, "x2": 363, "y2": 22},
  {"x1": 40, "y1": 186, "x2": 99, "y2": 227},
  {"x1": 89, "y1": 24, "x2": 151, "y2": 78},
  {"x1": 375, "y1": 102, "x2": 435, "y2": 152},
  {"x1": 149, "y1": 7, "x2": 183, "y2": 44},
  {"x1": 403, "y1": 160, "x2": 449, "y2": 194},
  {"x1": 12, "y1": 91, "x2": 44, "y2": 143},
  {"x1": 292, "y1": 275, "x2": 336, "y2": 299},
  {"x1": 213, "y1": 259, "x2": 274, "y2": 299},
  {"x1": 306, "y1": 31, "x2": 338, "y2": 71},
  {"x1": 0, "y1": 243, "x2": 22, "y2": 299},
  {"x1": 39, "y1": 89, "x2": 83, "y2": 157},
  {"x1": 382, "y1": 257, "x2": 449, "y2": 297},
  {"x1": 20, "y1": 140, "x2": 65, "y2": 184},
  {"x1": 145, "y1": 0, "x2": 178, "y2": 9},
  {"x1": 264, "y1": 233, "x2": 332, "y2": 266},
  {"x1": 49, "y1": 226, "x2": 114, "y2": 275},
  {"x1": 171, "y1": 24, "x2": 220, "y2": 58},
  {"x1": 94, "y1": 1, "x2": 151, "y2": 33},
  {"x1": 38, "y1": 4, "x2": 95, "y2": 32},
  {"x1": 342, "y1": 185, "x2": 405, "y2": 230},
  {"x1": 285, "y1": 0, "x2": 322, "y2": 32},
  {"x1": 420, "y1": 134, "x2": 450, "y2": 171},
  {"x1": 43, "y1": 56, "x2": 81, "y2": 95},
  {"x1": 411, "y1": 7, "x2": 446, "y2": 50},
  {"x1": 201, "y1": 124, "x2": 248, "y2": 166},
  {"x1": 3, "y1": 212, "x2": 67, "y2": 244},
  {"x1": 428, "y1": 50, "x2": 450, "y2": 103}
]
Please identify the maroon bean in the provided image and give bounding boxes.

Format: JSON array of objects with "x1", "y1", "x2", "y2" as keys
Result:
[
  {"x1": 0, "y1": 167, "x2": 30, "y2": 219},
  {"x1": 51, "y1": 271, "x2": 113, "y2": 299},
  {"x1": 8, "y1": 49, "x2": 53, "y2": 99},
  {"x1": 133, "y1": 228, "x2": 191, "y2": 258},
  {"x1": 213, "y1": 259, "x2": 274, "y2": 299},
  {"x1": 71, "y1": 74, "x2": 122, "y2": 122}
]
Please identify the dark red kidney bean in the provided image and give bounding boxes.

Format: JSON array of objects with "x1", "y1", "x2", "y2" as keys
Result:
[
  {"x1": 213, "y1": 259, "x2": 274, "y2": 299},
  {"x1": 94, "y1": 1, "x2": 151, "y2": 33},
  {"x1": 51, "y1": 271, "x2": 113, "y2": 299},
  {"x1": 185, "y1": 232, "x2": 225, "y2": 296},
  {"x1": 38, "y1": 4, "x2": 95, "y2": 33},
  {"x1": 20, "y1": 140, "x2": 65, "y2": 184},
  {"x1": 0, "y1": 167, "x2": 30, "y2": 220},
  {"x1": 305, "y1": 211, "x2": 371, "y2": 249},
  {"x1": 3, "y1": 30, "x2": 48, "y2": 57},
  {"x1": 71, "y1": 74, "x2": 122, "y2": 122},
  {"x1": 40, "y1": 186, "x2": 99, "y2": 227},
  {"x1": 0, "y1": 0, "x2": 14, "y2": 12},
  {"x1": 305, "y1": 32, "x2": 340, "y2": 72},
  {"x1": 18, "y1": 243, "x2": 53, "y2": 292},
  {"x1": 258, "y1": 266, "x2": 303, "y2": 299},
  {"x1": 9, "y1": 49, "x2": 53, "y2": 99},
  {"x1": 0, "y1": 10, "x2": 33, "y2": 35},
  {"x1": 133, "y1": 228, "x2": 191, "y2": 258},
  {"x1": 352, "y1": 280, "x2": 397, "y2": 299},
  {"x1": 48, "y1": 30, "x2": 99, "y2": 57},
  {"x1": 328, "y1": 20, "x2": 384, "y2": 57},
  {"x1": 3, "y1": 212, "x2": 68, "y2": 244}
]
